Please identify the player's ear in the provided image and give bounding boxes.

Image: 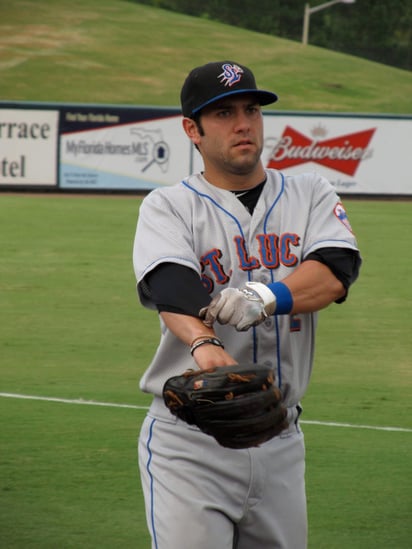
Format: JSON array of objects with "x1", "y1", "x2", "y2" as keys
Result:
[{"x1": 182, "y1": 117, "x2": 202, "y2": 145}]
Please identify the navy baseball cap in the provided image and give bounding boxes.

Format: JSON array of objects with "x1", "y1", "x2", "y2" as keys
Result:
[{"x1": 180, "y1": 61, "x2": 278, "y2": 118}]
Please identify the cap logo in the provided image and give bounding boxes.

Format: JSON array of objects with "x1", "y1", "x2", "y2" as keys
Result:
[{"x1": 218, "y1": 63, "x2": 244, "y2": 87}]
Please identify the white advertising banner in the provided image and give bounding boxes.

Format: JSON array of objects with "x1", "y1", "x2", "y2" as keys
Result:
[
  {"x1": 264, "y1": 113, "x2": 411, "y2": 195},
  {"x1": 0, "y1": 109, "x2": 59, "y2": 186},
  {"x1": 60, "y1": 113, "x2": 186, "y2": 190},
  {"x1": 191, "y1": 113, "x2": 412, "y2": 196},
  {"x1": 0, "y1": 103, "x2": 410, "y2": 195}
]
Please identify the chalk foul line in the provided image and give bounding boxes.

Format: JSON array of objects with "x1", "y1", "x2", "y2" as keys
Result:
[
  {"x1": 0, "y1": 392, "x2": 148, "y2": 410},
  {"x1": 1, "y1": 392, "x2": 411, "y2": 433}
]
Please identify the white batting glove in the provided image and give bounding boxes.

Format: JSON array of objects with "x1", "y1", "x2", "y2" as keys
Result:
[{"x1": 200, "y1": 282, "x2": 276, "y2": 331}]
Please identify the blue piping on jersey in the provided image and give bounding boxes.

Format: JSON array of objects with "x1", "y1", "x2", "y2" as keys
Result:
[
  {"x1": 143, "y1": 256, "x2": 200, "y2": 277},
  {"x1": 182, "y1": 179, "x2": 259, "y2": 364},
  {"x1": 263, "y1": 171, "x2": 285, "y2": 235},
  {"x1": 304, "y1": 238, "x2": 355, "y2": 257},
  {"x1": 262, "y1": 172, "x2": 285, "y2": 388},
  {"x1": 274, "y1": 317, "x2": 282, "y2": 388},
  {"x1": 182, "y1": 176, "x2": 286, "y2": 387},
  {"x1": 146, "y1": 418, "x2": 159, "y2": 549},
  {"x1": 181, "y1": 179, "x2": 247, "y2": 243}
]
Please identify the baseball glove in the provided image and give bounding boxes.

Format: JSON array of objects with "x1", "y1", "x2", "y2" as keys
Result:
[{"x1": 162, "y1": 363, "x2": 288, "y2": 449}]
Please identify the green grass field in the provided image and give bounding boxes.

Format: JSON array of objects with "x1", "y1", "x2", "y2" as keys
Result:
[
  {"x1": 1, "y1": 0, "x2": 411, "y2": 113},
  {"x1": 1, "y1": 195, "x2": 411, "y2": 548}
]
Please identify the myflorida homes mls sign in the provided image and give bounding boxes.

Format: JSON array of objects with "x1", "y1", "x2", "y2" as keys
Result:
[{"x1": 0, "y1": 101, "x2": 411, "y2": 196}]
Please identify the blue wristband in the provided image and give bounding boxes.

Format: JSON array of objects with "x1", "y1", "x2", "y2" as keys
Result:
[{"x1": 267, "y1": 281, "x2": 294, "y2": 314}]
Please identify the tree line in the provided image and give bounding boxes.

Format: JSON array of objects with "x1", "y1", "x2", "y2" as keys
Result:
[{"x1": 132, "y1": 0, "x2": 411, "y2": 71}]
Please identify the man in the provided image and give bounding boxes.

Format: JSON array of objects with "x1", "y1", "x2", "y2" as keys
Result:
[{"x1": 133, "y1": 61, "x2": 361, "y2": 548}]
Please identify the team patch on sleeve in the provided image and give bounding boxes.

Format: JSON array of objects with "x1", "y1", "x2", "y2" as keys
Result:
[{"x1": 334, "y1": 202, "x2": 353, "y2": 232}]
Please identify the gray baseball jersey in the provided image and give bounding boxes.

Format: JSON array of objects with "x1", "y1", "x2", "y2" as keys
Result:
[{"x1": 133, "y1": 168, "x2": 359, "y2": 407}]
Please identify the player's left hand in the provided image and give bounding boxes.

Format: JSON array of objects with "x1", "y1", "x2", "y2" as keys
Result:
[
  {"x1": 162, "y1": 363, "x2": 288, "y2": 449},
  {"x1": 200, "y1": 282, "x2": 276, "y2": 331}
]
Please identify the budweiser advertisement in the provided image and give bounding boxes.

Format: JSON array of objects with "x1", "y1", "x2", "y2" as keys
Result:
[{"x1": 260, "y1": 113, "x2": 411, "y2": 195}]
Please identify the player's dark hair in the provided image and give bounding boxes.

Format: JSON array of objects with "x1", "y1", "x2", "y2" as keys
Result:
[
  {"x1": 192, "y1": 114, "x2": 205, "y2": 136},
  {"x1": 191, "y1": 113, "x2": 204, "y2": 152}
]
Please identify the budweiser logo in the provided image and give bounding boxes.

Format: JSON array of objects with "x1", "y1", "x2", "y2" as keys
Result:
[{"x1": 267, "y1": 126, "x2": 376, "y2": 176}]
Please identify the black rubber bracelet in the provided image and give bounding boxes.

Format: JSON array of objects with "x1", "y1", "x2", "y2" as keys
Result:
[{"x1": 190, "y1": 337, "x2": 224, "y2": 356}]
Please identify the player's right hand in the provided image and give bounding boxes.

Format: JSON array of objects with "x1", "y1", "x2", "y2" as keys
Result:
[{"x1": 199, "y1": 285, "x2": 272, "y2": 331}]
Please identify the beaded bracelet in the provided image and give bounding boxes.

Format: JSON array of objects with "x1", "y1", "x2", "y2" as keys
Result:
[
  {"x1": 190, "y1": 334, "x2": 216, "y2": 347},
  {"x1": 190, "y1": 337, "x2": 224, "y2": 356}
]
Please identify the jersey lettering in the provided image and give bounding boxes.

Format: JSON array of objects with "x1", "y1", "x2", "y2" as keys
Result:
[
  {"x1": 281, "y1": 234, "x2": 300, "y2": 266},
  {"x1": 200, "y1": 248, "x2": 230, "y2": 285},
  {"x1": 290, "y1": 315, "x2": 301, "y2": 332},
  {"x1": 201, "y1": 232, "x2": 301, "y2": 288},
  {"x1": 233, "y1": 236, "x2": 260, "y2": 271},
  {"x1": 200, "y1": 272, "x2": 214, "y2": 293},
  {"x1": 257, "y1": 234, "x2": 280, "y2": 269}
]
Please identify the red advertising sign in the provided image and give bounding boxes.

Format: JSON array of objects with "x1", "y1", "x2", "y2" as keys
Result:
[{"x1": 266, "y1": 126, "x2": 376, "y2": 176}]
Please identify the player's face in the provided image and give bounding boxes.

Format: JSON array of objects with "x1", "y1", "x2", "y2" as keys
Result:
[{"x1": 193, "y1": 95, "x2": 265, "y2": 184}]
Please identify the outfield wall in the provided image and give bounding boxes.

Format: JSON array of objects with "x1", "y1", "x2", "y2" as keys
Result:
[{"x1": 1, "y1": 101, "x2": 411, "y2": 195}]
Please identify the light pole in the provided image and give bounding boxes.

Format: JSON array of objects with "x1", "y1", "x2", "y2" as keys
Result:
[{"x1": 302, "y1": 0, "x2": 356, "y2": 46}]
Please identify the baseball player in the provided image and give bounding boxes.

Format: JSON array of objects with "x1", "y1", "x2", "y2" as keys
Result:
[{"x1": 133, "y1": 61, "x2": 361, "y2": 549}]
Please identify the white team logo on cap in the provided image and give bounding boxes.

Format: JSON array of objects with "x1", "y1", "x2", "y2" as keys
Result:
[{"x1": 218, "y1": 63, "x2": 244, "y2": 87}]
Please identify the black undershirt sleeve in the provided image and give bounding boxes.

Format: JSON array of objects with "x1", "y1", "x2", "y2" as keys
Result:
[
  {"x1": 139, "y1": 263, "x2": 211, "y2": 317},
  {"x1": 140, "y1": 247, "x2": 361, "y2": 315},
  {"x1": 304, "y1": 247, "x2": 362, "y2": 303}
]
